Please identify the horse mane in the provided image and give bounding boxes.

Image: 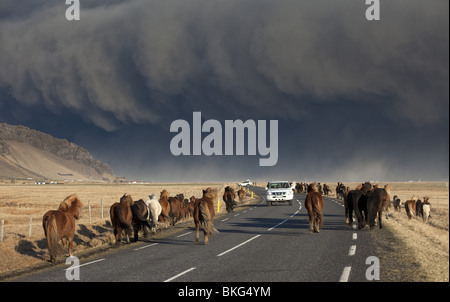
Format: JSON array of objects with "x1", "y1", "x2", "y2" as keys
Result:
[
  {"x1": 203, "y1": 187, "x2": 217, "y2": 200},
  {"x1": 308, "y1": 182, "x2": 318, "y2": 192},
  {"x1": 383, "y1": 184, "x2": 390, "y2": 194},
  {"x1": 120, "y1": 194, "x2": 134, "y2": 205},
  {"x1": 59, "y1": 194, "x2": 83, "y2": 210},
  {"x1": 160, "y1": 189, "x2": 169, "y2": 200}
]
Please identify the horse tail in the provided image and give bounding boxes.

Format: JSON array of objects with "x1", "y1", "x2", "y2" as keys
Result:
[
  {"x1": 134, "y1": 208, "x2": 152, "y2": 230},
  {"x1": 200, "y1": 201, "x2": 218, "y2": 235},
  {"x1": 405, "y1": 202, "x2": 412, "y2": 219},
  {"x1": 366, "y1": 197, "x2": 378, "y2": 228},
  {"x1": 45, "y1": 214, "x2": 64, "y2": 261}
]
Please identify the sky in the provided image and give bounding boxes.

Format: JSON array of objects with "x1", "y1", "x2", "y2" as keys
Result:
[{"x1": 0, "y1": 0, "x2": 448, "y2": 182}]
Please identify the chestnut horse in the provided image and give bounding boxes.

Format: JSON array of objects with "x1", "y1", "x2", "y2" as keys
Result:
[
  {"x1": 42, "y1": 194, "x2": 83, "y2": 262},
  {"x1": 110, "y1": 194, "x2": 134, "y2": 244},
  {"x1": 323, "y1": 183, "x2": 332, "y2": 196},
  {"x1": 237, "y1": 188, "x2": 245, "y2": 202},
  {"x1": 304, "y1": 183, "x2": 324, "y2": 233},
  {"x1": 194, "y1": 187, "x2": 218, "y2": 245},
  {"x1": 158, "y1": 190, "x2": 172, "y2": 225},
  {"x1": 168, "y1": 194, "x2": 183, "y2": 226},
  {"x1": 404, "y1": 197, "x2": 417, "y2": 219}
]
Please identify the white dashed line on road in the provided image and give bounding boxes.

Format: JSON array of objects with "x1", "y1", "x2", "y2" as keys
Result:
[
  {"x1": 339, "y1": 266, "x2": 352, "y2": 282},
  {"x1": 348, "y1": 245, "x2": 357, "y2": 256},
  {"x1": 164, "y1": 267, "x2": 196, "y2": 282},
  {"x1": 217, "y1": 235, "x2": 261, "y2": 257}
]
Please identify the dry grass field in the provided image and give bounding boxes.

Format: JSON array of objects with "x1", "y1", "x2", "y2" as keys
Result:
[{"x1": 0, "y1": 181, "x2": 448, "y2": 281}]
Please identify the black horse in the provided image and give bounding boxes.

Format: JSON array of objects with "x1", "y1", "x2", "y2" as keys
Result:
[
  {"x1": 365, "y1": 187, "x2": 390, "y2": 230},
  {"x1": 336, "y1": 183, "x2": 347, "y2": 200},
  {"x1": 131, "y1": 199, "x2": 152, "y2": 242},
  {"x1": 392, "y1": 195, "x2": 402, "y2": 212},
  {"x1": 344, "y1": 182, "x2": 372, "y2": 229}
]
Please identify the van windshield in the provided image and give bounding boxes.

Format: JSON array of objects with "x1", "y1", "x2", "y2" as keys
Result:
[{"x1": 269, "y1": 182, "x2": 289, "y2": 189}]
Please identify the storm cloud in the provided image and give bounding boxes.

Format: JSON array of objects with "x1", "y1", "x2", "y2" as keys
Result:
[{"x1": 0, "y1": 0, "x2": 448, "y2": 182}]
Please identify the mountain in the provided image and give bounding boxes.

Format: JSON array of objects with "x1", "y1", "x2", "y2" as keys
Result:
[{"x1": 0, "y1": 122, "x2": 117, "y2": 182}]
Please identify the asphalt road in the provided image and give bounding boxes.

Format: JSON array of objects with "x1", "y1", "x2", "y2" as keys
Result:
[{"x1": 12, "y1": 186, "x2": 380, "y2": 283}]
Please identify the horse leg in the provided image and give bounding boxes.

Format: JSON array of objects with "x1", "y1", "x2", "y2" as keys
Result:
[
  {"x1": 315, "y1": 214, "x2": 320, "y2": 233},
  {"x1": 68, "y1": 236, "x2": 74, "y2": 257},
  {"x1": 126, "y1": 227, "x2": 132, "y2": 244},
  {"x1": 203, "y1": 229, "x2": 209, "y2": 245},
  {"x1": 143, "y1": 224, "x2": 149, "y2": 238},
  {"x1": 378, "y1": 211, "x2": 383, "y2": 229},
  {"x1": 114, "y1": 227, "x2": 121, "y2": 245},
  {"x1": 134, "y1": 226, "x2": 139, "y2": 242},
  {"x1": 61, "y1": 237, "x2": 67, "y2": 248},
  {"x1": 195, "y1": 222, "x2": 200, "y2": 244},
  {"x1": 349, "y1": 210, "x2": 354, "y2": 226},
  {"x1": 308, "y1": 211, "x2": 314, "y2": 233},
  {"x1": 345, "y1": 204, "x2": 349, "y2": 225}
]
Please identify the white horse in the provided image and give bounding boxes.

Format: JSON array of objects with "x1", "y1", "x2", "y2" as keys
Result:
[
  {"x1": 422, "y1": 204, "x2": 431, "y2": 223},
  {"x1": 145, "y1": 194, "x2": 162, "y2": 233}
]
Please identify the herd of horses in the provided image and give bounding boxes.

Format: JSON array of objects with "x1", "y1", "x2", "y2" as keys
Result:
[
  {"x1": 42, "y1": 186, "x2": 246, "y2": 262},
  {"x1": 396, "y1": 195, "x2": 432, "y2": 223},
  {"x1": 300, "y1": 181, "x2": 390, "y2": 233},
  {"x1": 41, "y1": 182, "x2": 432, "y2": 263},
  {"x1": 300, "y1": 181, "x2": 433, "y2": 233}
]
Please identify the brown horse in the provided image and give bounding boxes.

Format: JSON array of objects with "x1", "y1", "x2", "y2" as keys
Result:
[
  {"x1": 323, "y1": 183, "x2": 332, "y2": 196},
  {"x1": 304, "y1": 183, "x2": 324, "y2": 233},
  {"x1": 110, "y1": 194, "x2": 134, "y2": 244},
  {"x1": 223, "y1": 186, "x2": 237, "y2": 213},
  {"x1": 237, "y1": 188, "x2": 245, "y2": 202},
  {"x1": 194, "y1": 188, "x2": 218, "y2": 245},
  {"x1": 42, "y1": 194, "x2": 83, "y2": 262},
  {"x1": 336, "y1": 182, "x2": 347, "y2": 200},
  {"x1": 168, "y1": 194, "x2": 183, "y2": 225},
  {"x1": 404, "y1": 197, "x2": 417, "y2": 219},
  {"x1": 187, "y1": 196, "x2": 196, "y2": 217},
  {"x1": 158, "y1": 190, "x2": 172, "y2": 225}
]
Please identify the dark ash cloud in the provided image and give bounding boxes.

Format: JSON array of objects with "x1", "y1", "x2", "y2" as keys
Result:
[{"x1": 0, "y1": 0, "x2": 448, "y2": 182}]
